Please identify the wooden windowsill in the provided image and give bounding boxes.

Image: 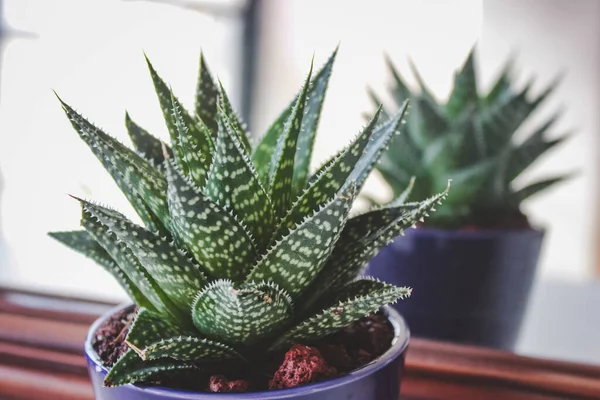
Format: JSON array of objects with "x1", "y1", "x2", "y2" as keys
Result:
[{"x1": 1, "y1": 286, "x2": 599, "y2": 400}]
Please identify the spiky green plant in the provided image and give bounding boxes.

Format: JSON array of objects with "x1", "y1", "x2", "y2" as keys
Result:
[
  {"x1": 368, "y1": 49, "x2": 571, "y2": 228},
  {"x1": 49, "y1": 49, "x2": 448, "y2": 389}
]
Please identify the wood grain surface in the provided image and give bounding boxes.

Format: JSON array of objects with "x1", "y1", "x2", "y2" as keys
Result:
[{"x1": 1, "y1": 287, "x2": 599, "y2": 400}]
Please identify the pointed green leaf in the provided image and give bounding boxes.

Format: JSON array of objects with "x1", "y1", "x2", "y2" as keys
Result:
[
  {"x1": 247, "y1": 184, "x2": 355, "y2": 298},
  {"x1": 204, "y1": 107, "x2": 274, "y2": 250},
  {"x1": 408, "y1": 58, "x2": 437, "y2": 105},
  {"x1": 104, "y1": 350, "x2": 197, "y2": 387},
  {"x1": 376, "y1": 160, "x2": 417, "y2": 199},
  {"x1": 375, "y1": 122, "x2": 422, "y2": 199},
  {"x1": 195, "y1": 52, "x2": 219, "y2": 137},
  {"x1": 512, "y1": 175, "x2": 572, "y2": 203},
  {"x1": 292, "y1": 47, "x2": 338, "y2": 196},
  {"x1": 385, "y1": 54, "x2": 412, "y2": 106},
  {"x1": 408, "y1": 96, "x2": 448, "y2": 148},
  {"x1": 218, "y1": 82, "x2": 252, "y2": 153},
  {"x1": 304, "y1": 101, "x2": 409, "y2": 212},
  {"x1": 485, "y1": 57, "x2": 515, "y2": 106},
  {"x1": 145, "y1": 55, "x2": 188, "y2": 172},
  {"x1": 322, "y1": 278, "x2": 411, "y2": 310},
  {"x1": 340, "y1": 202, "x2": 425, "y2": 249},
  {"x1": 126, "y1": 309, "x2": 242, "y2": 362},
  {"x1": 143, "y1": 336, "x2": 242, "y2": 362},
  {"x1": 445, "y1": 160, "x2": 495, "y2": 205},
  {"x1": 79, "y1": 206, "x2": 184, "y2": 320},
  {"x1": 126, "y1": 308, "x2": 184, "y2": 353},
  {"x1": 166, "y1": 160, "x2": 258, "y2": 281},
  {"x1": 252, "y1": 108, "x2": 292, "y2": 184},
  {"x1": 58, "y1": 96, "x2": 170, "y2": 232},
  {"x1": 480, "y1": 77, "x2": 560, "y2": 156},
  {"x1": 389, "y1": 176, "x2": 416, "y2": 206},
  {"x1": 274, "y1": 281, "x2": 409, "y2": 348},
  {"x1": 453, "y1": 107, "x2": 486, "y2": 164},
  {"x1": 446, "y1": 48, "x2": 478, "y2": 117},
  {"x1": 48, "y1": 230, "x2": 151, "y2": 310},
  {"x1": 274, "y1": 108, "x2": 382, "y2": 238},
  {"x1": 349, "y1": 102, "x2": 409, "y2": 190},
  {"x1": 170, "y1": 92, "x2": 212, "y2": 188},
  {"x1": 504, "y1": 112, "x2": 566, "y2": 182},
  {"x1": 366, "y1": 87, "x2": 390, "y2": 121},
  {"x1": 304, "y1": 187, "x2": 448, "y2": 307},
  {"x1": 145, "y1": 55, "x2": 213, "y2": 176},
  {"x1": 422, "y1": 133, "x2": 462, "y2": 178},
  {"x1": 78, "y1": 199, "x2": 207, "y2": 315},
  {"x1": 192, "y1": 280, "x2": 293, "y2": 345},
  {"x1": 125, "y1": 112, "x2": 172, "y2": 167},
  {"x1": 268, "y1": 64, "x2": 313, "y2": 219},
  {"x1": 253, "y1": 51, "x2": 335, "y2": 186}
]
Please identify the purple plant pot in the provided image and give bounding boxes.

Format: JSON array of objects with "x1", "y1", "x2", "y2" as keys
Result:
[
  {"x1": 85, "y1": 305, "x2": 409, "y2": 400},
  {"x1": 365, "y1": 227, "x2": 544, "y2": 350}
]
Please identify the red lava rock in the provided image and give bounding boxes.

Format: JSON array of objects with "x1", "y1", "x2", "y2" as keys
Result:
[
  {"x1": 208, "y1": 375, "x2": 250, "y2": 393},
  {"x1": 269, "y1": 345, "x2": 337, "y2": 390},
  {"x1": 93, "y1": 308, "x2": 134, "y2": 366}
]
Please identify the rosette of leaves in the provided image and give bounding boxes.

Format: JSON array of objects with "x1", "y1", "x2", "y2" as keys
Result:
[
  {"x1": 368, "y1": 49, "x2": 571, "y2": 228},
  {"x1": 49, "y1": 48, "x2": 448, "y2": 388}
]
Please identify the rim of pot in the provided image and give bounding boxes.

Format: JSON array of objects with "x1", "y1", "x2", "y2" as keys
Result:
[{"x1": 85, "y1": 303, "x2": 410, "y2": 399}]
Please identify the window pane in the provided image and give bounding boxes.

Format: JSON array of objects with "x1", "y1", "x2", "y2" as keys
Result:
[{"x1": 0, "y1": 0, "x2": 243, "y2": 300}]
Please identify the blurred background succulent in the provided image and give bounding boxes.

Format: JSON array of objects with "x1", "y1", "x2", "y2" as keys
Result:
[
  {"x1": 368, "y1": 49, "x2": 572, "y2": 229},
  {"x1": 49, "y1": 49, "x2": 447, "y2": 388}
]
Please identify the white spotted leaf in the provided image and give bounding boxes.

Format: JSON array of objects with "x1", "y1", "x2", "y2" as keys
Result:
[
  {"x1": 246, "y1": 184, "x2": 356, "y2": 299},
  {"x1": 252, "y1": 49, "x2": 337, "y2": 188},
  {"x1": 126, "y1": 309, "x2": 240, "y2": 362},
  {"x1": 145, "y1": 55, "x2": 213, "y2": 176},
  {"x1": 273, "y1": 281, "x2": 410, "y2": 348},
  {"x1": 125, "y1": 111, "x2": 172, "y2": 167},
  {"x1": 126, "y1": 308, "x2": 184, "y2": 353},
  {"x1": 78, "y1": 199, "x2": 207, "y2": 315},
  {"x1": 292, "y1": 47, "x2": 338, "y2": 197},
  {"x1": 218, "y1": 83, "x2": 251, "y2": 153},
  {"x1": 195, "y1": 52, "x2": 219, "y2": 138},
  {"x1": 79, "y1": 206, "x2": 188, "y2": 321},
  {"x1": 204, "y1": 106, "x2": 274, "y2": 250},
  {"x1": 58, "y1": 97, "x2": 170, "y2": 233},
  {"x1": 143, "y1": 336, "x2": 243, "y2": 362},
  {"x1": 273, "y1": 108, "x2": 382, "y2": 239},
  {"x1": 302, "y1": 187, "x2": 449, "y2": 309},
  {"x1": 104, "y1": 350, "x2": 198, "y2": 387},
  {"x1": 192, "y1": 280, "x2": 293, "y2": 345},
  {"x1": 165, "y1": 160, "x2": 258, "y2": 281},
  {"x1": 170, "y1": 92, "x2": 213, "y2": 188},
  {"x1": 252, "y1": 107, "x2": 291, "y2": 185},
  {"x1": 267, "y1": 63, "x2": 313, "y2": 219}
]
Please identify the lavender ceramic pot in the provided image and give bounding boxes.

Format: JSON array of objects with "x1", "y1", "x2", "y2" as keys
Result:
[
  {"x1": 85, "y1": 305, "x2": 409, "y2": 400},
  {"x1": 365, "y1": 227, "x2": 543, "y2": 350}
]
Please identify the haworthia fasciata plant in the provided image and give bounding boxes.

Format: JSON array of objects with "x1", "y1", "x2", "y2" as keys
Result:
[{"x1": 50, "y1": 48, "x2": 449, "y2": 388}]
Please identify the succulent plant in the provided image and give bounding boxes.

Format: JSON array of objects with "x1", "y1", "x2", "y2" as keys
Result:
[
  {"x1": 368, "y1": 49, "x2": 571, "y2": 228},
  {"x1": 49, "y1": 49, "x2": 448, "y2": 388}
]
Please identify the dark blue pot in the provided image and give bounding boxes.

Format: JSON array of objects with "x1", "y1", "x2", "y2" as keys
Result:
[
  {"x1": 85, "y1": 305, "x2": 409, "y2": 399},
  {"x1": 365, "y1": 227, "x2": 544, "y2": 350}
]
